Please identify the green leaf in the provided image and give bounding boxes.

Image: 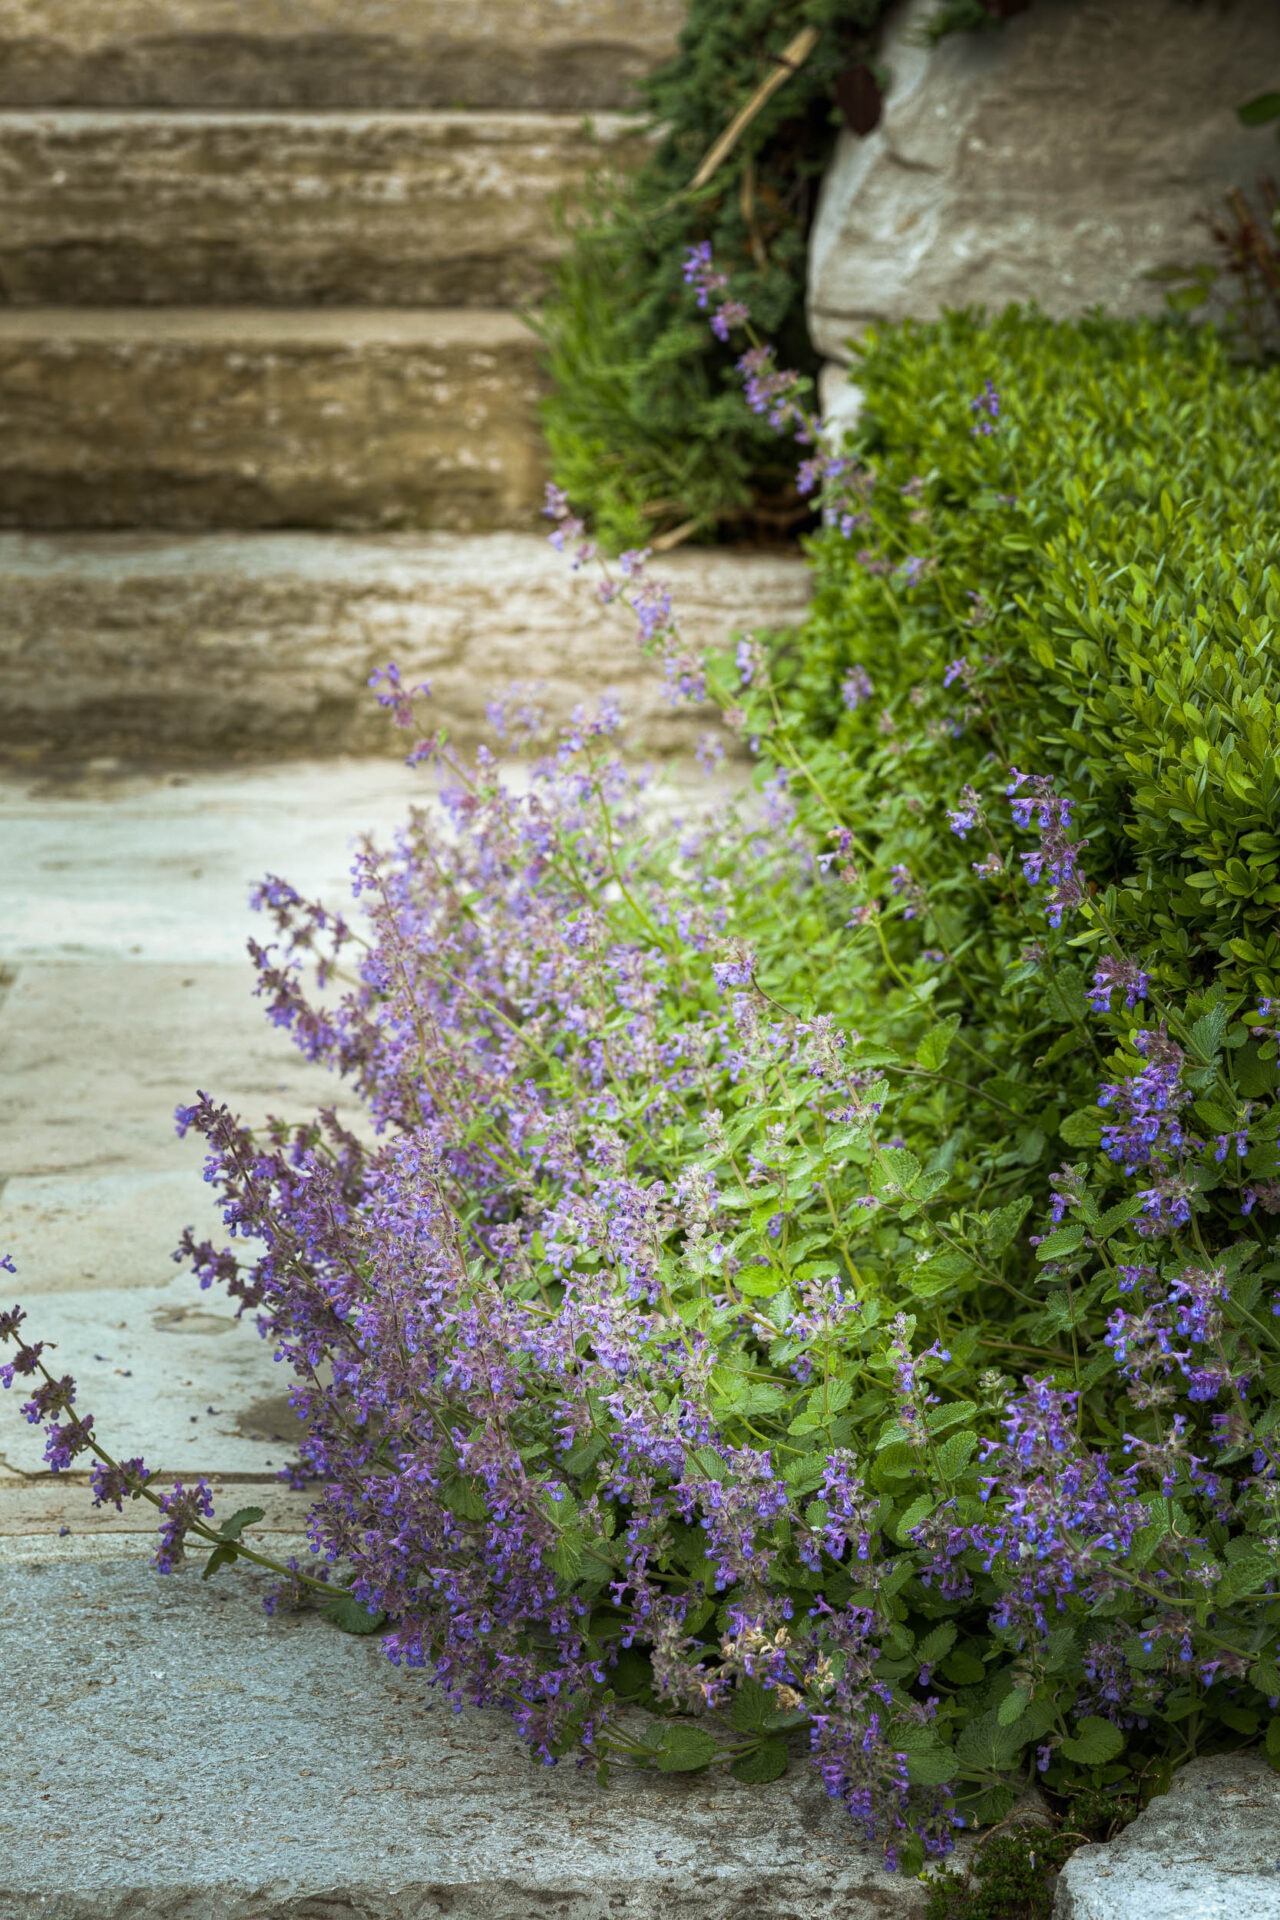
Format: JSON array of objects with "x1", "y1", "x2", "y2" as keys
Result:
[
  {"x1": 1216, "y1": 1552, "x2": 1272, "y2": 1606},
  {"x1": 894, "y1": 1493, "x2": 935, "y2": 1543},
  {"x1": 323, "y1": 1593, "x2": 388, "y2": 1635},
  {"x1": 871, "y1": 1146, "x2": 922, "y2": 1195},
  {"x1": 997, "y1": 1688, "x2": 1029, "y2": 1727},
  {"x1": 730, "y1": 1679, "x2": 772, "y2": 1734},
  {"x1": 1036, "y1": 1223, "x2": 1084, "y2": 1261},
  {"x1": 610, "y1": 1648, "x2": 655, "y2": 1702},
  {"x1": 1249, "y1": 1659, "x2": 1280, "y2": 1699},
  {"x1": 1093, "y1": 1196, "x2": 1144, "y2": 1240},
  {"x1": 915, "y1": 1622, "x2": 957, "y2": 1668},
  {"x1": 550, "y1": 1531, "x2": 585, "y2": 1584},
  {"x1": 218, "y1": 1505, "x2": 265, "y2": 1542},
  {"x1": 561, "y1": 1434, "x2": 608, "y2": 1475},
  {"x1": 736, "y1": 1266, "x2": 784, "y2": 1297},
  {"x1": 916, "y1": 1014, "x2": 962, "y2": 1071},
  {"x1": 200, "y1": 1542, "x2": 238, "y2": 1581},
  {"x1": 905, "y1": 1746, "x2": 958, "y2": 1787},
  {"x1": 941, "y1": 1647, "x2": 987, "y2": 1687},
  {"x1": 985, "y1": 1195, "x2": 1033, "y2": 1253},
  {"x1": 1188, "y1": 1002, "x2": 1229, "y2": 1066},
  {"x1": 1060, "y1": 1108, "x2": 1102, "y2": 1147},
  {"x1": 909, "y1": 1250, "x2": 971, "y2": 1298},
  {"x1": 729, "y1": 1739, "x2": 789, "y2": 1784},
  {"x1": 927, "y1": 1399, "x2": 977, "y2": 1436},
  {"x1": 655, "y1": 1724, "x2": 719, "y2": 1772},
  {"x1": 936, "y1": 1429, "x2": 978, "y2": 1479},
  {"x1": 1059, "y1": 1716, "x2": 1124, "y2": 1765},
  {"x1": 956, "y1": 1708, "x2": 1031, "y2": 1771},
  {"x1": 1238, "y1": 91, "x2": 1280, "y2": 126}
]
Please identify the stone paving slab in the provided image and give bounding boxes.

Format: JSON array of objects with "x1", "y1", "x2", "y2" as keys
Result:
[
  {"x1": 1053, "y1": 1753, "x2": 1280, "y2": 1920},
  {"x1": 0, "y1": 1273, "x2": 307, "y2": 1480},
  {"x1": 0, "y1": 760, "x2": 420, "y2": 1482},
  {"x1": 0, "y1": 109, "x2": 646, "y2": 307},
  {"x1": 0, "y1": 0, "x2": 684, "y2": 110},
  {"x1": 0, "y1": 1478, "x2": 308, "y2": 1538},
  {"x1": 0, "y1": 1556, "x2": 937, "y2": 1920},
  {"x1": 0, "y1": 532, "x2": 810, "y2": 760},
  {"x1": 0, "y1": 308, "x2": 544, "y2": 531}
]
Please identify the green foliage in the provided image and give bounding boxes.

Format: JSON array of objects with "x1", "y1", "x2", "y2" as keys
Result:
[
  {"x1": 922, "y1": 1827, "x2": 1082, "y2": 1920},
  {"x1": 538, "y1": 0, "x2": 879, "y2": 548},
  {"x1": 754, "y1": 309, "x2": 1280, "y2": 1168}
]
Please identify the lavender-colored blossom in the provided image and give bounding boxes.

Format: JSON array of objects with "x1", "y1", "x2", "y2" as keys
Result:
[
  {"x1": 841, "y1": 666, "x2": 874, "y2": 711},
  {"x1": 969, "y1": 381, "x2": 1000, "y2": 436},
  {"x1": 947, "y1": 785, "x2": 985, "y2": 840},
  {"x1": 1007, "y1": 770, "x2": 1087, "y2": 927},
  {"x1": 1088, "y1": 956, "x2": 1151, "y2": 1014}
]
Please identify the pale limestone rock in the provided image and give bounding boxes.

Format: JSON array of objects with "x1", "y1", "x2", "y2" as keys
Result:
[
  {"x1": 0, "y1": 532, "x2": 811, "y2": 759},
  {"x1": 1053, "y1": 1753, "x2": 1280, "y2": 1919},
  {"x1": 809, "y1": 0, "x2": 1280, "y2": 364},
  {"x1": 0, "y1": 310, "x2": 545, "y2": 531},
  {"x1": 0, "y1": 110, "x2": 648, "y2": 307},
  {"x1": 0, "y1": 0, "x2": 684, "y2": 109}
]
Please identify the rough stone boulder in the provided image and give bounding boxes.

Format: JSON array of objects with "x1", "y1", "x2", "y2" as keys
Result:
[
  {"x1": 1053, "y1": 1751, "x2": 1280, "y2": 1918},
  {"x1": 809, "y1": 0, "x2": 1280, "y2": 379}
]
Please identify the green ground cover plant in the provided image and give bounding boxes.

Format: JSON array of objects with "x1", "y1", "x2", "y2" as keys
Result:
[{"x1": 3, "y1": 298, "x2": 1277, "y2": 1887}]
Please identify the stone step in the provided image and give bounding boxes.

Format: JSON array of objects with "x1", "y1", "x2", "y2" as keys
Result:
[
  {"x1": 0, "y1": 110, "x2": 646, "y2": 307},
  {"x1": 0, "y1": 532, "x2": 811, "y2": 759},
  {"x1": 0, "y1": 0, "x2": 684, "y2": 109},
  {"x1": 0, "y1": 1560, "x2": 935, "y2": 1920},
  {"x1": 0, "y1": 308, "x2": 545, "y2": 530}
]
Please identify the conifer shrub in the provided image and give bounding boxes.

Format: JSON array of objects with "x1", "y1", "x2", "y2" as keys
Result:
[{"x1": 3, "y1": 300, "x2": 1278, "y2": 1880}]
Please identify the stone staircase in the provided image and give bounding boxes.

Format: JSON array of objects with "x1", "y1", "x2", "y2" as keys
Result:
[{"x1": 0, "y1": 0, "x2": 811, "y2": 761}]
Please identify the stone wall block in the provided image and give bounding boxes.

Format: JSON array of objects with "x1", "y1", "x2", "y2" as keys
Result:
[{"x1": 809, "y1": 0, "x2": 1280, "y2": 362}]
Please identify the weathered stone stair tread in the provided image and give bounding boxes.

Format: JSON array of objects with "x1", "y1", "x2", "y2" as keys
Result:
[
  {"x1": 0, "y1": 309, "x2": 544, "y2": 531},
  {"x1": 0, "y1": 0, "x2": 684, "y2": 109},
  {"x1": 0, "y1": 531, "x2": 812, "y2": 758},
  {"x1": 0, "y1": 1557, "x2": 933, "y2": 1920},
  {"x1": 0, "y1": 109, "x2": 647, "y2": 306}
]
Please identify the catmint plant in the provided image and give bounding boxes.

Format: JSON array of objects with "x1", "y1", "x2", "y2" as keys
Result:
[{"x1": 5, "y1": 257, "x2": 1279, "y2": 1875}]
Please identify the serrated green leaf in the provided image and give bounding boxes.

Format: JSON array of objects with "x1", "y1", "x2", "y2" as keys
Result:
[
  {"x1": 1249, "y1": 1659, "x2": 1280, "y2": 1698},
  {"x1": 655, "y1": 1725, "x2": 719, "y2": 1772},
  {"x1": 985, "y1": 1195, "x2": 1033, "y2": 1253},
  {"x1": 872, "y1": 1147, "x2": 922, "y2": 1195},
  {"x1": 1216, "y1": 1552, "x2": 1271, "y2": 1606},
  {"x1": 218, "y1": 1505, "x2": 265, "y2": 1542},
  {"x1": 1036, "y1": 1223, "x2": 1084, "y2": 1260},
  {"x1": 937, "y1": 1429, "x2": 978, "y2": 1479},
  {"x1": 905, "y1": 1746, "x2": 958, "y2": 1787},
  {"x1": 1060, "y1": 1108, "x2": 1102, "y2": 1147},
  {"x1": 915, "y1": 1622, "x2": 957, "y2": 1667},
  {"x1": 941, "y1": 1647, "x2": 987, "y2": 1687},
  {"x1": 997, "y1": 1688, "x2": 1029, "y2": 1726},
  {"x1": 894, "y1": 1493, "x2": 934, "y2": 1542},
  {"x1": 1092, "y1": 1196, "x2": 1144, "y2": 1240},
  {"x1": 729, "y1": 1678, "x2": 772, "y2": 1734},
  {"x1": 561, "y1": 1434, "x2": 608, "y2": 1475},
  {"x1": 729, "y1": 1739, "x2": 789, "y2": 1784},
  {"x1": 200, "y1": 1542, "x2": 237, "y2": 1581},
  {"x1": 1059, "y1": 1716, "x2": 1124, "y2": 1765},
  {"x1": 323, "y1": 1593, "x2": 387, "y2": 1635},
  {"x1": 916, "y1": 1014, "x2": 962, "y2": 1072},
  {"x1": 956, "y1": 1709, "x2": 1031, "y2": 1770},
  {"x1": 550, "y1": 1531, "x2": 584, "y2": 1584}
]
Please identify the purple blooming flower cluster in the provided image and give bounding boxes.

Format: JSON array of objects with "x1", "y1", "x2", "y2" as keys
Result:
[{"x1": 1007, "y1": 770, "x2": 1087, "y2": 927}]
